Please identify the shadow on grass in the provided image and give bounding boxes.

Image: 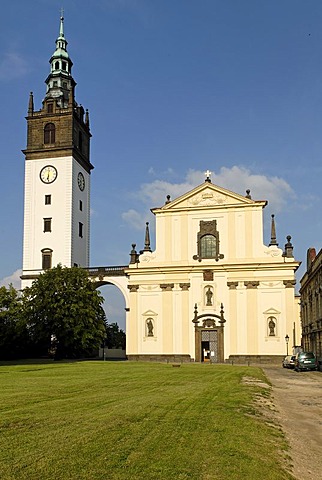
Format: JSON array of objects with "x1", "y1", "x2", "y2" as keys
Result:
[{"x1": 0, "y1": 357, "x2": 129, "y2": 367}]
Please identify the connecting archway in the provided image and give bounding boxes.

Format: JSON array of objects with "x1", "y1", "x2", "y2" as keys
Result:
[{"x1": 86, "y1": 266, "x2": 130, "y2": 328}]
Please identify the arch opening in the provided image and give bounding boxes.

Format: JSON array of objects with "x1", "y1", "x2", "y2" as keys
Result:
[
  {"x1": 96, "y1": 282, "x2": 126, "y2": 331},
  {"x1": 96, "y1": 281, "x2": 127, "y2": 360}
]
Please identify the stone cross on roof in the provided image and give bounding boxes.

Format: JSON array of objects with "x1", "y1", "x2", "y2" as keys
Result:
[{"x1": 205, "y1": 170, "x2": 212, "y2": 182}]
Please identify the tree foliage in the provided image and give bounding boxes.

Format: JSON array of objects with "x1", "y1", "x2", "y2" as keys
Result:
[
  {"x1": 0, "y1": 285, "x2": 30, "y2": 359},
  {"x1": 21, "y1": 265, "x2": 106, "y2": 359},
  {"x1": 105, "y1": 322, "x2": 126, "y2": 349}
]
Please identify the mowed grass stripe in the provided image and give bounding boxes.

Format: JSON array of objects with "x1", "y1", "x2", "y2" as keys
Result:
[{"x1": 0, "y1": 361, "x2": 293, "y2": 480}]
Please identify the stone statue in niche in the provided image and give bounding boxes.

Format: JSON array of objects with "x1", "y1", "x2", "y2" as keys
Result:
[
  {"x1": 268, "y1": 317, "x2": 276, "y2": 336},
  {"x1": 147, "y1": 319, "x2": 154, "y2": 337},
  {"x1": 205, "y1": 287, "x2": 213, "y2": 306}
]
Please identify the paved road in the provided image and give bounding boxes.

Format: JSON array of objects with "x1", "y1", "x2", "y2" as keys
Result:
[{"x1": 262, "y1": 366, "x2": 322, "y2": 480}]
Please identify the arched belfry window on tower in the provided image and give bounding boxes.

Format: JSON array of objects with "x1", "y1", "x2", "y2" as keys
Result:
[
  {"x1": 44, "y1": 123, "x2": 55, "y2": 144},
  {"x1": 55, "y1": 61, "x2": 59, "y2": 70}
]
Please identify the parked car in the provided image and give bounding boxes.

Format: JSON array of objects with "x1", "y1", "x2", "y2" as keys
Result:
[
  {"x1": 282, "y1": 355, "x2": 296, "y2": 369},
  {"x1": 294, "y1": 352, "x2": 318, "y2": 372}
]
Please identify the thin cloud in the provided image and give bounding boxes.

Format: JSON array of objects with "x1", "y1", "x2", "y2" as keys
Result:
[
  {"x1": 145, "y1": 166, "x2": 294, "y2": 211},
  {"x1": 211, "y1": 166, "x2": 295, "y2": 212},
  {"x1": 0, "y1": 269, "x2": 22, "y2": 289},
  {"x1": 0, "y1": 52, "x2": 29, "y2": 81},
  {"x1": 121, "y1": 209, "x2": 151, "y2": 230},
  {"x1": 136, "y1": 180, "x2": 192, "y2": 207},
  {"x1": 148, "y1": 167, "x2": 175, "y2": 178},
  {"x1": 121, "y1": 166, "x2": 296, "y2": 229}
]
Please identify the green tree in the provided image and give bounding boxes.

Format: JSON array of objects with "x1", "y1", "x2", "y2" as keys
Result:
[
  {"x1": 105, "y1": 322, "x2": 126, "y2": 349},
  {"x1": 21, "y1": 265, "x2": 106, "y2": 359},
  {"x1": 0, "y1": 285, "x2": 29, "y2": 359}
]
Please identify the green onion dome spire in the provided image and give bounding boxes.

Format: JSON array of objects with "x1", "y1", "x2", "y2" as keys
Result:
[{"x1": 44, "y1": 13, "x2": 75, "y2": 107}]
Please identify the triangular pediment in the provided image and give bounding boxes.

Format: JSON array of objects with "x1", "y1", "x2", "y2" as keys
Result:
[
  {"x1": 142, "y1": 310, "x2": 158, "y2": 317},
  {"x1": 152, "y1": 182, "x2": 266, "y2": 213},
  {"x1": 263, "y1": 307, "x2": 281, "y2": 315}
]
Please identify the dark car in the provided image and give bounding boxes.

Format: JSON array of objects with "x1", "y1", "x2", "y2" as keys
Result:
[
  {"x1": 282, "y1": 355, "x2": 296, "y2": 369},
  {"x1": 294, "y1": 352, "x2": 318, "y2": 372}
]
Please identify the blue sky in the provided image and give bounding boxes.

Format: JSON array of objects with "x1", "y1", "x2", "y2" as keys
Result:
[{"x1": 1, "y1": 0, "x2": 322, "y2": 328}]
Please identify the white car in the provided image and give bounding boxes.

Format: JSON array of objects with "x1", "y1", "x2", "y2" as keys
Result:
[{"x1": 282, "y1": 355, "x2": 296, "y2": 369}]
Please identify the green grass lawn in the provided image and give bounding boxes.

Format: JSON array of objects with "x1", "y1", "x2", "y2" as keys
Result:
[{"x1": 0, "y1": 361, "x2": 293, "y2": 480}]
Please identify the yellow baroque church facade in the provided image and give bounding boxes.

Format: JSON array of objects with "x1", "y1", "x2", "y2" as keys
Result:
[
  {"x1": 22, "y1": 17, "x2": 301, "y2": 363},
  {"x1": 125, "y1": 178, "x2": 301, "y2": 363}
]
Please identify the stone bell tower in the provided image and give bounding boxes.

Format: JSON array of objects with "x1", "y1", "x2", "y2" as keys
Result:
[{"x1": 21, "y1": 15, "x2": 93, "y2": 288}]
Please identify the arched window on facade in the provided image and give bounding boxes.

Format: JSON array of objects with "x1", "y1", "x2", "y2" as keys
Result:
[
  {"x1": 193, "y1": 220, "x2": 224, "y2": 262},
  {"x1": 41, "y1": 248, "x2": 53, "y2": 270},
  {"x1": 44, "y1": 123, "x2": 55, "y2": 144},
  {"x1": 200, "y1": 235, "x2": 217, "y2": 259}
]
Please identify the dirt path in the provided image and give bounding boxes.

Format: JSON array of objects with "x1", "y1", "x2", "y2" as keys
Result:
[{"x1": 262, "y1": 366, "x2": 322, "y2": 480}]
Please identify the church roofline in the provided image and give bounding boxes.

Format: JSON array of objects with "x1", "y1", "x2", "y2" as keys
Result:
[{"x1": 151, "y1": 181, "x2": 268, "y2": 214}]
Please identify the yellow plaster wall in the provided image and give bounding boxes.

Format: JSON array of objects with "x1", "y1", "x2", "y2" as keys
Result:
[{"x1": 126, "y1": 183, "x2": 300, "y2": 360}]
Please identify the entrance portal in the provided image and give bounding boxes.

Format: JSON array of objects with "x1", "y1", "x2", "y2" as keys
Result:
[
  {"x1": 201, "y1": 330, "x2": 219, "y2": 363},
  {"x1": 192, "y1": 303, "x2": 226, "y2": 363}
]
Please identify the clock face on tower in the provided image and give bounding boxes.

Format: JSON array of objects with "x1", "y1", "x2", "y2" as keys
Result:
[
  {"x1": 77, "y1": 172, "x2": 85, "y2": 191},
  {"x1": 40, "y1": 165, "x2": 57, "y2": 184}
]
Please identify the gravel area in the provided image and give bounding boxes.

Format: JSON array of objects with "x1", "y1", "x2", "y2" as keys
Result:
[{"x1": 262, "y1": 366, "x2": 322, "y2": 480}]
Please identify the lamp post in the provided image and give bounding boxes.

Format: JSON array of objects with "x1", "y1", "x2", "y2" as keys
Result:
[{"x1": 285, "y1": 334, "x2": 289, "y2": 356}]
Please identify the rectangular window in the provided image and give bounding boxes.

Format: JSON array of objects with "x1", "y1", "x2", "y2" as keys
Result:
[
  {"x1": 42, "y1": 254, "x2": 51, "y2": 270},
  {"x1": 79, "y1": 222, "x2": 83, "y2": 238},
  {"x1": 79, "y1": 200, "x2": 83, "y2": 211},
  {"x1": 47, "y1": 103, "x2": 53, "y2": 113},
  {"x1": 45, "y1": 195, "x2": 51, "y2": 205},
  {"x1": 44, "y1": 218, "x2": 52, "y2": 232},
  {"x1": 42, "y1": 249, "x2": 52, "y2": 270}
]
